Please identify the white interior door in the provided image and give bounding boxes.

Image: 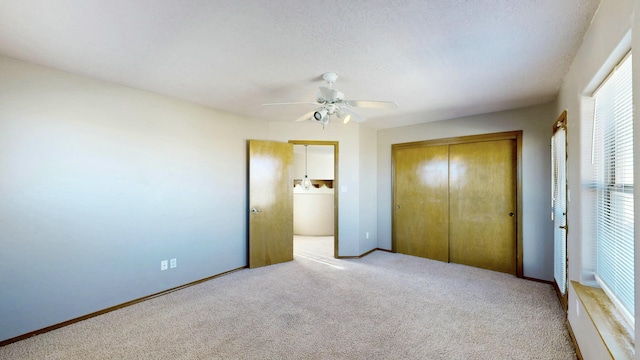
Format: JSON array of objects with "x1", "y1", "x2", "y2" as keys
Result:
[{"x1": 552, "y1": 112, "x2": 568, "y2": 303}]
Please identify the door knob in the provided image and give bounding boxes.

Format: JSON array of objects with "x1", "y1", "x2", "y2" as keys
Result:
[
  {"x1": 559, "y1": 225, "x2": 567, "y2": 229},
  {"x1": 509, "y1": 212, "x2": 515, "y2": 217},
  {"x1": 250, "y1": 207, "x2": 262, "y2": 213}
]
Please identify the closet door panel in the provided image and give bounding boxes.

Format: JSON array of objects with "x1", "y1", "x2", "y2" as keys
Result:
[
  {"x1": 449, "y1": 140, "x2": 516, "y2": 274},
  {"x1": 393, "y1": 145, "x2": 449, "y2": 261}
]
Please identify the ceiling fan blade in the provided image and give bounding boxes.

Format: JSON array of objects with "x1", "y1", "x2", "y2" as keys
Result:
[
  {"x1": 319, "y1": 86, "x2": 339, "y2": 102},
  {"x1": 343, "y1": 100, "x2": 398, "y2": 109},
  {"x1": 340, "y1": 108, "x2": 365, "y2": 123},
  {"x1": 294, "y1": 110, "x2": 316, "y2": 122},
  {"x1": 262, "y1": 102, "x2": 318, "y2": 106}
]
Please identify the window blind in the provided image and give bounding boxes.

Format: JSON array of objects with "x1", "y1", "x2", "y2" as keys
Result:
[{"x1": 592, "y1": 52, "x2": 634, "y2": 324}]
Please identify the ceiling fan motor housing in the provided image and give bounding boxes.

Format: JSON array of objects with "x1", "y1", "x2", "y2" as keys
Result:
[{"x1": 317, "y1": 90, "x2": 344, "y2": 104}]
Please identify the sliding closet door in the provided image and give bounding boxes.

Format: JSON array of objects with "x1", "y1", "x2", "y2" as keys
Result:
[
  {"x1": 449, "y1": 140, "x2": 517, "y2": 274},
  {"x1": 393, "y1": 145, "x2": 449, "y2": 261}
]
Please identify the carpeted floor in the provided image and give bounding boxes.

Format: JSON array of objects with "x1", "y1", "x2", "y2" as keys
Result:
[{"x1": 0, "y1": 236, "x2": 575, "y2": 359}]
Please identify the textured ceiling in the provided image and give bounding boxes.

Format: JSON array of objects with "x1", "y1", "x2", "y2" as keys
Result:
[{"x1": 0, "y1": 0, "x2": 600, "y2": 129}]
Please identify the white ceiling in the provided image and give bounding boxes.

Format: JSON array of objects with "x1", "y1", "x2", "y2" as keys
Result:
[{"x1": 0, "y1": 0, "x2": 600, "y2": 129}]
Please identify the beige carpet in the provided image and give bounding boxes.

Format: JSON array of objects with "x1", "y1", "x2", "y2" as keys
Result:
[{"x1": 0, "y1": 237, "x2": 574, "y2": 359}]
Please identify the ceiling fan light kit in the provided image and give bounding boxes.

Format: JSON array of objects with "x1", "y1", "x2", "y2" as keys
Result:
[
  {"x1": 313, "y1": 108, "x2": 328, "y2": 121},
  {"x1": 338, "y1": 110, "x2": 351, "y2": 124},
  {"x1": 263, "y1": 72, "x2": 397, "y2": 128}
]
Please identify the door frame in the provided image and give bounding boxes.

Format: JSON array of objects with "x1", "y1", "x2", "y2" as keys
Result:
[
  {"x1": 289, "y1": 140, "x2": 339, "y2": 258},
  {"x1": 391, "y1": 131, "x2": 523, "y2": 277}
]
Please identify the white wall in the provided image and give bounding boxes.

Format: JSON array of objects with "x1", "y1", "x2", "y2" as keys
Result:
[
  {"x1": 292, "y1": 149, "x2": 334, "y2": 180},
  {"x1": 555, "y1": 0, "x2": 638, "y2": 357},
  {"x1": 377, "y1": 102, "x2": 556, "y2": 281},
  {"x1": 294, "y1": 191, "x2": 334, "y2": 236}
]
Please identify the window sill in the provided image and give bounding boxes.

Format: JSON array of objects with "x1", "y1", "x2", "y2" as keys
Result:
[{"x1": 572, "y1": 281, "x2": 635, "y2": 359}]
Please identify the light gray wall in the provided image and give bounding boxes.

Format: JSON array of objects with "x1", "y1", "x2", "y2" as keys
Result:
[
  {"x1": 359, "y1": 124, "x2": 378, "y2": 253},
  {"x1": 0, "y1": 56, "x2": 268, "y2": 342},
  {"x1": 376, "y1": 102, "x2": 557, "y2": 281},
  {"x1": 555, "y1": 0, "x2": 638, "y2": 357}
]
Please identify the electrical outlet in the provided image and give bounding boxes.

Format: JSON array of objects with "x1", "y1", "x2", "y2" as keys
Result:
[
  {"x1": 161, "y1": 260, "x2": 168, "y2": 271},
  {"x1": 170, "y1": 258, "x2": 177, "y2": 269},
  {"x1": 366, "y1": 232, "x2": 369, "y2": 239}
]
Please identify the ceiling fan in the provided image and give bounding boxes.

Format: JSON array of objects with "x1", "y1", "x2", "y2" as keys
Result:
[{"x1": 263, "y1": 72, "x2": 398, "y2": 127}]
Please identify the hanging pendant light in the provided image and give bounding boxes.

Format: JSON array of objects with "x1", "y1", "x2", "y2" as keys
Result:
[{"x1": 301, "y1": 145, "x2": 312, "y2": 191}]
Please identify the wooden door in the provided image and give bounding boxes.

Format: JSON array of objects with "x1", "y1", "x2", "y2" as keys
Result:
[
  {"x1": 248, "y1": 140, "x2": 294, "y2": 268},
  {"x1": 449, "y1": 140, "x2": 517, "y2": 274},
  {"x1": 393, "y1": 145, "x2": 449, "y2": 262}
]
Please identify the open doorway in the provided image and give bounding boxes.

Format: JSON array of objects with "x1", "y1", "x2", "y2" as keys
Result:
[{"x1": 289, "y1": 141, "x2": 338, "y2": 259}]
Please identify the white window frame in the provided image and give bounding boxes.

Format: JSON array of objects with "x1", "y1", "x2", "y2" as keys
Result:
[{"x1": 591, "y1": 51, "x2": 634, "y2": 328}]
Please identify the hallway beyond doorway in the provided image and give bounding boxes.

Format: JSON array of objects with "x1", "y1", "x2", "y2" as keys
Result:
[{"x1": 294, "y1": 235, "x2": 334, "y2": 259}]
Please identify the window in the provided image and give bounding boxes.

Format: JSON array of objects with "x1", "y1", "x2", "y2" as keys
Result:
[{"x1": 592, "y1": 52, "x2": 634, "y2": 327}]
